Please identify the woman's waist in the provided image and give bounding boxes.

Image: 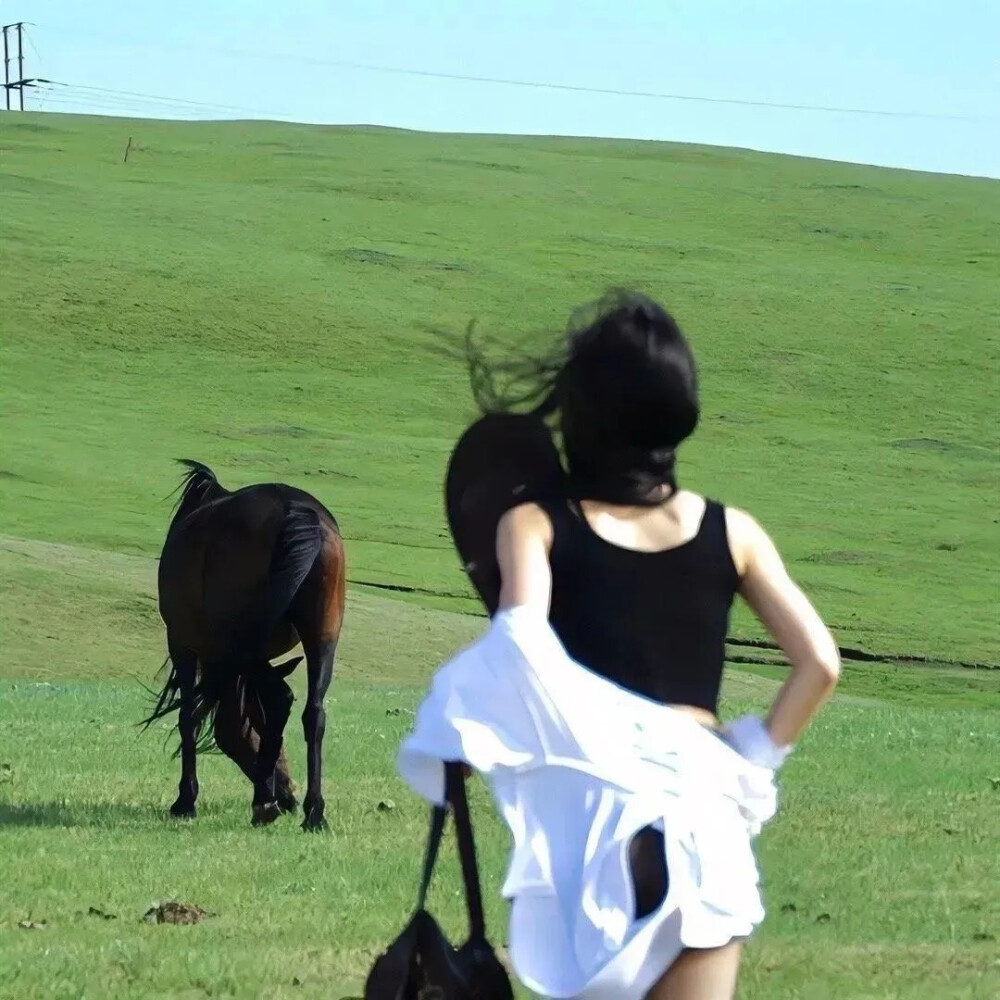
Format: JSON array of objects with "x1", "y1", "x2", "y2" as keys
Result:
[
  {"x1": 554, "y1": 644, "x2": 724, "y2": 720},
  {"x1": 666, "y1": 703, "x2": 719, "y2": 729},
  {"x1": 558, "y1": 661, "x2": 722, "y2": 730}
]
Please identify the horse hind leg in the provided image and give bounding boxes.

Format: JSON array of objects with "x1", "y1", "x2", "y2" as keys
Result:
[
  {"x1": 168, "y1": 645, "x2": 200, "y2": 819},
  {"x1": 300, "y1": 636, "x2": 338, "y2": 832},
  {"x1": 290, "y1": 523, "x2": 345, "y2": 832}
]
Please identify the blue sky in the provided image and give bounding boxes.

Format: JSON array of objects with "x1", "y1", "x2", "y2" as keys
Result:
[{"x1": 10, "y1": 0, "x2": 1000, "y2": 178}]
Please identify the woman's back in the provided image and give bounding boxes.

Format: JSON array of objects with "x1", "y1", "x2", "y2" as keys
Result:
[
  {"x1": 537, "y1": 491, "x2": 740, "y2": 714},
  {"x1": 417, "y1": 290, "x2": 842, "y2": 1000}
]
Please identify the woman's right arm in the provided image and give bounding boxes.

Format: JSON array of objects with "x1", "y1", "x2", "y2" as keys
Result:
[
  {"x1": 495, "y1": 502, "x2": 554, "y2": 615},
  {"x1": 728, "y1": 508, "x2": 841, "y2": 748}
]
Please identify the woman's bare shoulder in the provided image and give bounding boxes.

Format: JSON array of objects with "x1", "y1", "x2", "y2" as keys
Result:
[
  {"x1": 496, "y1": 502, "x2": 555, "y2": 610},
  {"x1": 497, "y1": 501, "x2": 555, "y2": 544},
  {"x1": 723, "y1": 503, "x2": 766, "y2": 537},
  {"x1": 722, "y1": 504, "x2": 777, "y2": 577}
]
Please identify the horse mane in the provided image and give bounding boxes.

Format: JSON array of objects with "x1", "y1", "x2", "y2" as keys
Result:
[{"x1": 167, "y1": 459, "x2": 229, "y2": 533}]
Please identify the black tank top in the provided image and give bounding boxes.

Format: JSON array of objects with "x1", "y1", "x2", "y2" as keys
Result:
[{"x1": 541, "y1": 497, "x2": 740, "y2": 714}]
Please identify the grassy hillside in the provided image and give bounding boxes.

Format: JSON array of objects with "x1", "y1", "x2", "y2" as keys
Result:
[
  {"x1": 2, "y1": 111, "x2": 998, "y2": 662},
  {"x1": 1, "y1": 112, "x2": 998, "y2": 999}
]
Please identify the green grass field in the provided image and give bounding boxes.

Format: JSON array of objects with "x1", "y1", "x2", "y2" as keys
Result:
[{"x1": 1, "y1": 111, "x2": 998, "y2": 999}]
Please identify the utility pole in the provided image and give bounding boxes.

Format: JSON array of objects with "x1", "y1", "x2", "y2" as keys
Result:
[{"x1": 3, "y1": 22, "x2": 38, "y2": 111}]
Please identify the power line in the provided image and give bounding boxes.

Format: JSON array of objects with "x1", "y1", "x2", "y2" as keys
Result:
[
  {"x1": 29, "y1": 19, "x2": 998, "y2": 124},
  {"x1": 41, "y1": 80, "x2": 286, "y2": 117},
  {"x1": 17, "y1": 24, "x2": 53, "y2": 109},
  {"x1": 31, "y1": 89, "x2": 231, "y2": 118},
  {"x1": 294, "y1": 58, "x2": 994, "y2": 123},
  {"x1": 22, "y1": 22, "x2": 43, "y2": 71}
]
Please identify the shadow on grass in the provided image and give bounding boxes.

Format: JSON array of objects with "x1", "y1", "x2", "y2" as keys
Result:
[{"x1": 0, "y1": 798, "x2": 172, "y2": 829}]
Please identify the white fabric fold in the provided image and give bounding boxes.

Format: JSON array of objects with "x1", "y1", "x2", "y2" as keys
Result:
[{"x1": 396, "y1": 605, "x2": 779, "y2": 1000}]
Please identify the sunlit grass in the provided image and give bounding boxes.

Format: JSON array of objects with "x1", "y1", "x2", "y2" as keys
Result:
[{"x1": 0, "y1": 111, "x2": 998, "y2": 998}]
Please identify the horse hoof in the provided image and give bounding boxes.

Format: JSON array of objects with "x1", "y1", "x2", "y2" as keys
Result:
[
  {"x1": 301, "y1": 813, "x2": 328, "y2": 833},
  {"x1": 252, "y1": 801, "x2": 282, "y2": 827},
  {"x1": 169, "y1": 801, "x2": 196, "y2": 820},
  {"x1": 277, "y1": 793, "x2": 299, "y2": 814}
]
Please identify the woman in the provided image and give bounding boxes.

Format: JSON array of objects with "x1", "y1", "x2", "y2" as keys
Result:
[{"x1": 397, "y1": 289, "x2": 841, "y2": 1000}]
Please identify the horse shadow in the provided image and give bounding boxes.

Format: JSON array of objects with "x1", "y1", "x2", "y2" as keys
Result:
[{"x1": 0, "y1": 798, "x2": 174, "y2": 829}]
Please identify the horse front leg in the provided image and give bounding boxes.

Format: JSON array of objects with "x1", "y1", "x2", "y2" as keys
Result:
[
  {"x1": 301, "y1": 638, "x2": 337, "y2": 832},
  {"x1": 168, "y1": 646, "x2": 199, "y2": 819},
  {"x1": 214, "y1": 679, "x2": 298, "y2": 813},
  {"x1": 251, "y1": 672, "x2": 294, "y2": 827},
  {"x1": 274, "y1": 747, "x2": 298, "y2": 814}
]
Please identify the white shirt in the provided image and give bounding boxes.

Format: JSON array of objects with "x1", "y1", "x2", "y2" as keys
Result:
[{"x1": 397, "y1": 606, "x2": 779, "y2": 1000}]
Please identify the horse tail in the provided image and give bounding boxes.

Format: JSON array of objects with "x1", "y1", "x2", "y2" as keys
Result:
[
  {"x1": 139, "y1": 654, "x2": 222, "y2": 757},
  {"x1": 249, "y1": 500, "x2": 324, "y2": 644},
  {"x1": 141, "y1": 500, "x2": 323, "y2": 753},
  {"x1": 166, "y1": 459, "x2": 228, "y2": 535},
  {"x1": 139, "y1": 655, "x2": 180, "y2": 735},
  {"x1": 142, "y1": 460, "x2": 228, "y2": 743},
  {"x1": 139, "y1": 652, "x2": 219, "y2": 753}
]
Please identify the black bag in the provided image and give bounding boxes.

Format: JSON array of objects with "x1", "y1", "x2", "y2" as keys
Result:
[{"x1": 363, "y1": 763, "x2": 513, "y2": 1000}]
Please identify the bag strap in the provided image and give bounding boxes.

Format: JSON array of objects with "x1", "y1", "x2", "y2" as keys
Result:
[
  {"x1": 413, "y1": 762, "x2": 487, "y2": 940},
  {"x1": 445, "y1": 761, "x2": 486, "y2": 939},
  {"x1": 415, "y1": 798, "x2": 448, "y2": 912}
]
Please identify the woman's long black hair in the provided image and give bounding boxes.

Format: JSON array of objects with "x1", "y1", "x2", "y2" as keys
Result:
[{"x1": 462, "y1": 288, "x2": 700, "y2": 507}]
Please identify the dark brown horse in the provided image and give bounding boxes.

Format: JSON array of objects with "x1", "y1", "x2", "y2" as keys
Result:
[{"x1": 144, "y1": 460, "x2": 346, "y2": 831}]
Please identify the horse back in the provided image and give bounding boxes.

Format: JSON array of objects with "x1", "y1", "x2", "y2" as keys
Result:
[
  {"x1": 242, "y1": 483, "x2": 340, "y2": 535},
  {"x1": 158, "y1": 482, "x2": 335, "y2": 655}
]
